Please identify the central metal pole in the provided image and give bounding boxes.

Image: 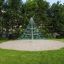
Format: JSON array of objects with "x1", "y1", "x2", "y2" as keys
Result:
[
  {"x1": 31, "y1": 26, "x2": 33, "y2": 40},
  {"x1": 30, "y1": 17, "x2": 34, "y2": 40}
]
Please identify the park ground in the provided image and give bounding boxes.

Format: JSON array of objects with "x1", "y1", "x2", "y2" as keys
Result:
[{"x1": 0, "y1": 39, "x2": 64, "y2": 64}]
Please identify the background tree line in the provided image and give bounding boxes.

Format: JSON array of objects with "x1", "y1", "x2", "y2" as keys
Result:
[{"x1": 0, "y1": 0, "x2": 64, "y2": 39}]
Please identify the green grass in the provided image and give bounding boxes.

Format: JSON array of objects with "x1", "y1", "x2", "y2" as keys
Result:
[
  {"x1": 0, "y1": 39, "x2": 64, "y2": 64},
  {"x1": 55, "y1": 39, "x2": 64, "y2": 42},
  {"x1": 48, "y1": 38, "x2": 64, "y2": 42},
  {"x1": 0, "y1": 38, "x2": 9, "y2": 43},
  {"x1": 0, "y1": 39, "x2": 8, "y2": 43},
  {"x1": 0, "y1": 48, "x2": 64, "y2": 64}
]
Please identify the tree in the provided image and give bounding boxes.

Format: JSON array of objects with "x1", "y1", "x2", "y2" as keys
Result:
[
  {"x1": 48, "y1": 1, "x2": 64, "y2": 38},
  {"x1": 0, "y1": 0, "x2": 4, "y2": 37},
  {"x1": 8, "y1": 0, "x2": 21, "y2": 10},
  {"x1": 34, "y1": 0, "x2": 50, "y2": 37},
  {"x1": 1, "y1": 0, "x2": 23, "y2": 39},
  {"x1": 0, "y1": 0, "x2": 64, "y2": 39}
]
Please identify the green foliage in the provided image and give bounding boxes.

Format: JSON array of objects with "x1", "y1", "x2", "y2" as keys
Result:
[
  {"x1": 8, "y1": 0, "x2": 22, "y2": 10},
  {"x1": 0, "y1": 0, "x2": 64, "y2": 39},
  {"x1": 47, "y1": 2, "x2": 64, "y2": 38}
]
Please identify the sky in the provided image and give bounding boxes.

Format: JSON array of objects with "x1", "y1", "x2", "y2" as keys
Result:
[
  {"x1": 22, "y1": 0, "x2": 64, "y2": 4},
  {"x1": 46, "y1": 0, "x2": 64, "y2": 4}
]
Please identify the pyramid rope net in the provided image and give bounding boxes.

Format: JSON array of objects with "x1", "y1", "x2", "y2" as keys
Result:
[{"x1": 18, "y1": 17, "x2": 43, "y2": 39}]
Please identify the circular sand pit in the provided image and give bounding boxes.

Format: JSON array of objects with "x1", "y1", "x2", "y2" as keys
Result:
[{"x1": 0, "y1": 40, "x2": 64, "y2": 51}]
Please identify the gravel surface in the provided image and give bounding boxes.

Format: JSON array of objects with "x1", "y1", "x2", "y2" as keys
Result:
[{"x1": 0, "y1": 40, "x2": 64, "y2": 51}]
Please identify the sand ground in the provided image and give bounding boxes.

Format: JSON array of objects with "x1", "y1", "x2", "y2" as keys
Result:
[{"x1": 0, "y1": 40, "x2": 64, "y2": 51}]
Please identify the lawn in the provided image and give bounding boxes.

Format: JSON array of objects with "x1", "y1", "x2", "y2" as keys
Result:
[
  {"x1": 55, "y1": 39, "x2": 64, "y2": 42},
  {"x1": 0, "y1": 39, "x2": 64, "y2": 64},
  {"x1": 0, "y1": 38, "x2": 9, "y2": 43},
  {"x1": 0, "y1": 48, "x2": 64, "y2": 64},
  {"x1": 0, "y1": 39, "x2": 8, "y2": 43},
  {"x1": 49, "y1": 38, "x2": 64, "y2": 42}
]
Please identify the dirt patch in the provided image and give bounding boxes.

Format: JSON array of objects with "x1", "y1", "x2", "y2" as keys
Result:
[{"x1": 0, "y1": 40, "x2": 64, "y2": 51}]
